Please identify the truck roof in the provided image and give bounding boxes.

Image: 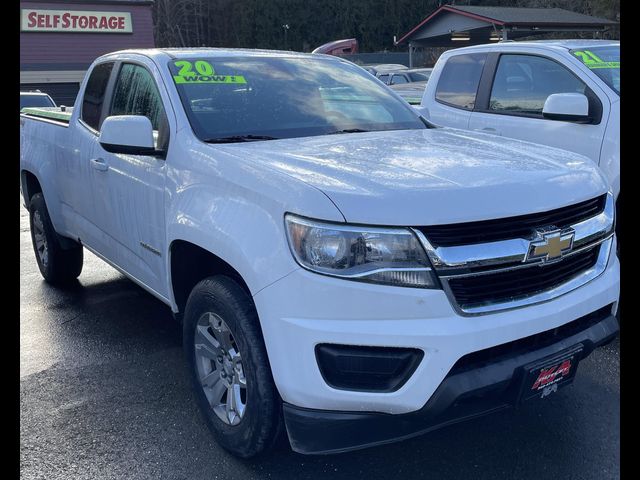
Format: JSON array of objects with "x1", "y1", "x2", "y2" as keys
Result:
[
  {"x1": 99, "y1": 47, "x2": 330, "y2": 62},
  {"x1": 20, "y1": 91, "x2": 52, "y2": 96},
  {"x1": 442, "y1": 39, "x2": 619, "y2": 55}
]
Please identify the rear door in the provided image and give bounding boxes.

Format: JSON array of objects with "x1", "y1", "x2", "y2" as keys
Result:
[
  {"x1": 468, "y1": 52, "x2": 609, "y2": 163},
  {"x1": 58, "y1": 61, "x2": 115, "y2": 242},
  {"x1": 88, "y1": 58, "x2": 173, "y2": 298},
  {"x1": 423, "y1": 52, "x2": 488, "y2": 129}
]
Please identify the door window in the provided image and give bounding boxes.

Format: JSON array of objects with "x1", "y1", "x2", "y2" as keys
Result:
[
  {"x1": 81, "y1": 62, "x2": 114, "y2": 131},
  {"x1": 435, "y1": 53, "x2": 487, "y2": 110},
  {"x1": 489, "y1": 55, "x2": 587, "y2": 116},
  {"x1": 110, "y1": 63, "x2": 169, "y2": 150}
]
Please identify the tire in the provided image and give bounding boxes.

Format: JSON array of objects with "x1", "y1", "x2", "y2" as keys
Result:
[
  {"x1": 29, "y1": 193, "x2": 83, "y2": 284},
  {"x1": 183, "y1": 275, "x2": 283, "y2": 458}
]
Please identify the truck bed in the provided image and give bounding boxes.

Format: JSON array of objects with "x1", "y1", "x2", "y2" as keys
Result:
[{"x1": 20, "y1": 107, "x2": 73, "y2": 125}]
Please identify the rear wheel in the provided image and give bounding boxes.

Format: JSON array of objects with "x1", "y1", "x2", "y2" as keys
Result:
[
  {"x1": 183, "y1": 276, "x2": 283, "y2": 458},
  {"x1": 29, "y1": 193, "x2": 83, "y2": 284}
]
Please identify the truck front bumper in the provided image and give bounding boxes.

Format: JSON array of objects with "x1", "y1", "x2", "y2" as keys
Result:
[
  {"x1": 252, "y1": 240, "x2": 619, "y2": 453},
  {"x1": 282, "y1": 308, "x2": 618, "y2": 454}
]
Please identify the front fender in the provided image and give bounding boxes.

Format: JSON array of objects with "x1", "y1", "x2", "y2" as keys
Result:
[{"x1": 164, "y1": 134, "x2": 345, "y2": 307}]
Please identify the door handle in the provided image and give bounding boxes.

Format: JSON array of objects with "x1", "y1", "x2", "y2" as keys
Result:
[
  {"x1": 90, "y1": 157, "x2": 109, "y2": 172},
  {"x1": 476, "y1": 127, "x2": 500, "y2": 135}
]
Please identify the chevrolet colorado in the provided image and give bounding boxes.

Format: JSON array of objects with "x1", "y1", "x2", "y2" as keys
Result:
[{"x1": 20, "y1": 48, "x2": 619, "y2": 458}]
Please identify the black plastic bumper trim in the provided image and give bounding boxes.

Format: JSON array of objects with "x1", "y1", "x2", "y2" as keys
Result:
[
  {"x1": 283, "y1": 312, "x2": 618, "y2": 455},
  {"x1": 315, "y1": 344, "x2": 424, "y2": 392}
]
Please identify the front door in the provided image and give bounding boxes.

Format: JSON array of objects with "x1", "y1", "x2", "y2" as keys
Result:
[
  {"x1": 89, "y1": 61, "x2": 171, "y2": 297},
  {"x1": 468, "y1": 53, "x2": 609, "y2": 164}
]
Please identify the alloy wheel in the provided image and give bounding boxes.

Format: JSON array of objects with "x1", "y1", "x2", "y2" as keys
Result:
[
  {"x1": 32, "y1": 211, "x2": 49, "y2": 267},
  {"x1": 194, "y1": 312, "x2": 247, "y2": 426}
]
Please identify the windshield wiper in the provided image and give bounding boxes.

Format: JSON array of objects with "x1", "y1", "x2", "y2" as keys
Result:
[
  {"x1": 204, "y1": 135, "x2": 280, "y2": 143},
  {"x1": 327, "y1": 128, "x2": 371, "y2": 135}
]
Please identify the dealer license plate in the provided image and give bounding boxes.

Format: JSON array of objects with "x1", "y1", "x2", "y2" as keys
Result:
[{"x1": 518, "y1": 345, "x2": 583, "y2": 403}]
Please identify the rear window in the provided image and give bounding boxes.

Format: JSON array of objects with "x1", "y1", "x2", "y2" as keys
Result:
[
  {"x1": 82, "y1": 62, "x2": 114, "y2": 131},
  {"x1": 435, "y1": 53, "x2": 487, "y2": 110}
]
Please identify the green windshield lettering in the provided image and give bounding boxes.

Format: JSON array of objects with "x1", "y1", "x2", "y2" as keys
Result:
[
  {"x1": 587, "y1": 62, "x2": 620, "y2": 69},
  {"x1": 194, "y1": 61, "x2": 214, "y2": 75},
  {"x1": 172, "y1": 60, "x2": 246, "y2": 84},
  {"x1": 173, "y1": 74, "x2": 247, "y2": 84},
  {"x1": 573, "y1": 50, "x2": 620, "y2": 69},
  {"x1": 175, "y1": 60, "x2": 195, "y2": 77}
]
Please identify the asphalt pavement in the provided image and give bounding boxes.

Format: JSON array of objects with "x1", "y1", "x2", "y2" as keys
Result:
[{"x1": 20, "y1": 202, "x2": 620, "y2": 480}]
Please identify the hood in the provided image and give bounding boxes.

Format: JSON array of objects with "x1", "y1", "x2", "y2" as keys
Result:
[{"x1": 213, "y1": 128, "x2": 608, "y2": 226}]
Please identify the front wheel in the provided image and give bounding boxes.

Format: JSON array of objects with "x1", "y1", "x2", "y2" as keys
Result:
[
  {"x1": 29, "y1": 193, "x2": 83, "y2": 284},
  {"x1": 183, "y1": 276, "x2": 283, "y2": 458}
]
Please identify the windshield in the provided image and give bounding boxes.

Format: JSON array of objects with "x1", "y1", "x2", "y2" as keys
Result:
[
  {"x1": 168, "y1": 56, "x2": 426, "y2": 141},
  {"x1": 20, "y1": 95, "x2": 55, "y2": 110},
  {"x1": 570, "y1": 46, "x2": 620, "y2": 95}
]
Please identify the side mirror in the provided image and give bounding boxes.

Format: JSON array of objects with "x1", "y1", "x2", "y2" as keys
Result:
[
  {"x1": 99, "y1": 115, "x2": 157, "y2": 155},
  {"x1": 542, "y1": 93, "x2": 590, "y2": 122}
]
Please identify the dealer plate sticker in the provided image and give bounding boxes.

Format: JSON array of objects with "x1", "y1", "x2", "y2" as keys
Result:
[
  {"x1": 520, "y1": 346, "x2": 582, "y2": 402},
  {"x1": 172, "y1": 60, "x2": 247, "y2": 84}
]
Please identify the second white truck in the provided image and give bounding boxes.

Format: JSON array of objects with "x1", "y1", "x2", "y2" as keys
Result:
[
  {"x1": 416, "y1": 40, "x2": 620, "y2": 199},
  {"x1": 21, "y1": 48, "x2": 619, "y2": 457}
]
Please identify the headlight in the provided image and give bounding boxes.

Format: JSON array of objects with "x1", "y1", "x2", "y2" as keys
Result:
[{"x1": 285, "y1": 214, "x2": 438, "y2": 288}]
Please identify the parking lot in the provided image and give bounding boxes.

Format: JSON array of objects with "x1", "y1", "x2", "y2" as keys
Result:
[{"x1": 20, "y1": 203, "x2": 620, "y2": 480}]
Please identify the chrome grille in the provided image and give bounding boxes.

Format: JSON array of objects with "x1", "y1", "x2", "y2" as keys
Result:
[
  {"x1": 446, "y1": 245, "x2": 600, "y2": 309},
  {"x1": 412, "y1": 192, "x2": 615, "y2": 315}
]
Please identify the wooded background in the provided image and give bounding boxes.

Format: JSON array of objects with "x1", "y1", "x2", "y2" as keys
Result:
[{"x1": 152, "y1": 0, "x2": 620, "y2": 52}]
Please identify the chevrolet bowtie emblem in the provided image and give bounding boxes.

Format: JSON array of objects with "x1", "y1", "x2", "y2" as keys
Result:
[{"x1": 526, "y1": 227, "x2": 575, "y2": 263}]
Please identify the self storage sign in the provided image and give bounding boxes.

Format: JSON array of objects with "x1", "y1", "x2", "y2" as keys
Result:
[{"x1": 21, "y1": 9, "x2": 132, "y2": 33}]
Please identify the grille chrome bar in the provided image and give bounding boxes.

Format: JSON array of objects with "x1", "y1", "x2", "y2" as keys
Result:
[
  {"x1": 437, "y1": 235, "x2": 612, "y2": 280},
  {"x1": 412, "y1": 192, "x2": 614, "y2": 273},
  {"x1": 440, "y1": 237, "x2": 612, "y2": 315}
]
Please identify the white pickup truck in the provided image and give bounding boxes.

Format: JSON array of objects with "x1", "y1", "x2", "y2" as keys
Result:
[
  {"x1": 20, "y1": 48, "x2": 619, "y2": 458},
  {"x1": 416, "y1": 40, "x2": 620, "y2": 200}
]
